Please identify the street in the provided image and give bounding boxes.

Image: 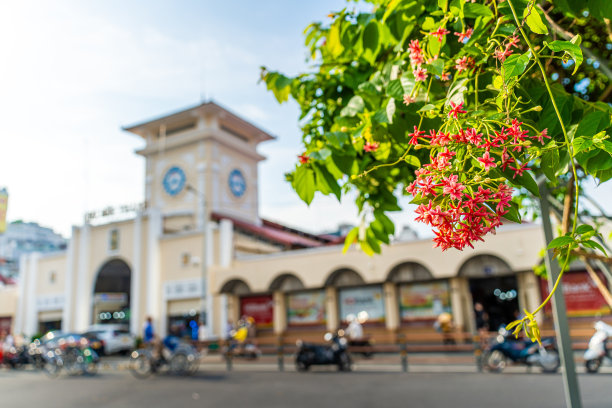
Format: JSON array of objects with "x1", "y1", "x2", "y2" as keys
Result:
[{"x1": 1, "y1": 366, "x2": 610, "y2": 408}]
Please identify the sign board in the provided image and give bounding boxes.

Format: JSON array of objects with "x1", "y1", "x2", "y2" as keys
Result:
[
  {"x1": 399, "y1": 280, "x2": 452, "y2": 320},
  {"x1": 540, "y1": 271, "x2": 612, "y2": 316},
  {"x1": 338, "y1": 286, "x2": 385, "y2": 323},
  {"x1": 287, "y1": 290, "x2": 326, "y2": 326},
  {"x1": 240, "y1": 295, "x2": 274, "y2": 328},
  {"x1": 94, "y1": 293, "x2": 128, "y2": 305},
  {"x1": 0, "y1": 189, "x2": 7, "y2": 234}
]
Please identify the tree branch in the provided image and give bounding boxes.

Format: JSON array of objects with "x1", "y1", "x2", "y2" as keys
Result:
[{"x1": 539, "y1": 5, "x2": 612, "y2": 81}]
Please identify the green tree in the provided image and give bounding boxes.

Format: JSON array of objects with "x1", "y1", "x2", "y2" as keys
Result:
[{"x1": 262, "y1": 0, "x2": 612, "y2": 339}]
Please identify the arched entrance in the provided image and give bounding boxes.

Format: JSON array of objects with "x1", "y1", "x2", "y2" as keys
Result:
[
  {"x1": 458, "y1": 255, "x2": 518, "y2": 331},
  {"x1": 92, "y1": 259, "x2": 131, "y2": 325}
]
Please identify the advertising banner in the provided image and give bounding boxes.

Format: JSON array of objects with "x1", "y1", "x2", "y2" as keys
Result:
[
  {"x1": 338, "y1": 286, "x2": 385, "y2": 323},
  {"x1": 540, "y1": 271, "x2": 611, "y2": 316},
  {"x1": 0, "y1": 189, "x2": 8, "y2": 234},
  {"x1": 240, "y1": 295, "x2": 274, "y2": 327},
  {"x1": 287, "y1": 290, "x2": 326, "y2": 326},
  {"x1": 399, "y1": 281, "x2": 452, "y2": 321}
]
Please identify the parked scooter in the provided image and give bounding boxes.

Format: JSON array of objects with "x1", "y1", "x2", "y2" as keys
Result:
[
  {"x1": 482, "y1": 327, "x2": 560, "y2": 373},
  {"x1": 584, "y1": 320, "x2": 612, "y2": 373},
  {"x1": 130, "y1": 338, "x2": 199, "y2": 379},
  {"x1": 295, "y1": 330, "x2": 351, "y2": 371}
]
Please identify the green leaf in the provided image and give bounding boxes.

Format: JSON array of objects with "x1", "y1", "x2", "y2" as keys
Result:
[
  {"x1": 575, "y1": 111, "x2": 610, "y2": 139},
  {"x1": 463, "y1": 3, "x2": 493, "y2": 18},
  {"x1": 362, "y1": 20, "x2": 380, "y2": 65},
  {"x1": 523, "y1": 4, "x2": 548, "y2": 35},
  {"x1": 327, "y1": 132, "x2": 349, "y2": 149},
  {"x1": 417, "y1": 104, "x2": 435, "y2": 112},
  {"x1": 575, "y1": 225, "x2": 594, "y2": 235},
  {"x1": 573, "y1": 137, "x2": 594, "y2": 154},
  {"x1": 292, "y1": 166, "x2": 316, "y2": 205},
  {"x1": 326, "y1": 20, "x2": 344, "y2": 58},
  {"x1": 493, "y1": 75, "x2": 504, "y2": 90},
  {"x1": 503, "y1": 52, "x2": 530, "y2": 81},
  {"x1": 313, "y1": 163, "x2": 341, "y2": 200},
  {"x1": 582, "y1": 239, "x2": 608, "y2": 256},
  {"x1": 545, "y1": 40, "x2": 583, "y2": 75},
  {"x1": 340, "y1": 95, "x2": 365, "y2": 117},
  {"x1": 502, "y1": 201, "x2": 522, "y2": 223},
  {"x1": 404, "y1": 155, "x2": 421, "y2": 167},
  {"x1": 547, "y1": 235, "x2": 575, "y2": 249},
  {"x1": 428, "y1": 59, "x2": 445, "y2": 76},
  {"x1": 342, "y1": 227, "x2": 359, "y2": 254},
  {"x1": 541, "y1": 150, "x2": 559, "y2": 181}
]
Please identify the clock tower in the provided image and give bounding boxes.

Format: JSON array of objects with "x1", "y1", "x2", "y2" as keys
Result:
[{"x1": 124, "y1": 101, "x2": 274, "y2": 231}]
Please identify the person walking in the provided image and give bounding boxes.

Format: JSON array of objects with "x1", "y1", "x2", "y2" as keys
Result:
[{"x1": 143, "y1": 317, "x2": 155, "y2": 344}]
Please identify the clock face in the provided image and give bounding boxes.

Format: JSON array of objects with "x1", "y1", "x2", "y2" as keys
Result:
[
  {"x1": 162, "y1": 166, "x2": 186, "y2": 196},
  {"x1": 228, "y1": 169, "x2": 246, "y2": 198}
]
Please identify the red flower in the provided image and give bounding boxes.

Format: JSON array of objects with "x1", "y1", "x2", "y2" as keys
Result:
[
  {"x1": 440, "y1": 72, "x2": 450, "y2": 81},
  {"x1": 477, "y1": 151, "x2": 497, "y2": 172},
  {"x1": 532, "y1": 128, "x2": 551, "y2": 144},
  {"x1": 510, "y1": 162, "x2": 531, "y2": 179},
  {"x1": 364, "y1": 141, "x2": 379, "y2": 152},
  {"x1": 413, "y1": 67, "x2": 428, "y2": 82},
  {"x1": 447, "y1": 101, "x2": 467, "y2": 119},
  {"x1": 298, "y1": 154, "x2": 310, "y2": 164},
  {"x1": 506, "y1": 35, "x2": 520, "y2": 48},
  {"x1": 429, "y1": 27, "x2": 450, "y2": 42},
  {"x1": 455, "y1": 56, "x2": 473, "y2": 73},
  {"x1": 403, "y1": 94, "x2": 416, "y2": 105},
  {"x1": 454, "y1": 27, "x2": 473, "y2": 43},
  {"x1": 493, "y1": 46, "x2": 513, "y2": 62},
  {"x1": 408, "y1": 126, "x2": 426, "y2": 145}
]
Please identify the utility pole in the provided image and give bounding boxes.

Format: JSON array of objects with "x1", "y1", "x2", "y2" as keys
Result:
[{"x1": 538, "y1": 182, "x2": 582, "y2": 408}]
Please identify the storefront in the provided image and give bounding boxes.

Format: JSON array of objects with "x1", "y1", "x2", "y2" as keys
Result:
[
  {"x1": 239, "y1": 294, "x2": 274, "y2": 329},
  {"x1": 540, "y1": 270, "x2": 611, "y2": 317},
  {"x1": 398, "y1": 280, "x2": 452, "y2": 322},
  {"x1": 338, "y1": 285, "x2": 386, "y2": 324},
  {"x1": 286, "y1": 290, "x2": 326, "y2": 327}
]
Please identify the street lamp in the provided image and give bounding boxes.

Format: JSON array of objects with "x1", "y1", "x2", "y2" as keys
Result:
[{"x1": 186, "y1": 183, "x2": 211, "y2": 339}]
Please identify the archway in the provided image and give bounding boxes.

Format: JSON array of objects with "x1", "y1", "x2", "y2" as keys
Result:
[
  {"x1": 268, "y1": 273, "x2": 305, "y2": 292},
  {"x1": 219, "y1": 279, "x2": 251, "y2": 295},
  {"x1": 92, "y1": 259, "x2": 131, "y2": 325},
  {"x1": 386, "y1": 262, "x2": 433, "y2": 283},
  {"x1": 458, "y1": 254, "x2": 517, "y2": 331},
  {"x1": 324, "y1": 268, "x2": 365, "y2": 287}
]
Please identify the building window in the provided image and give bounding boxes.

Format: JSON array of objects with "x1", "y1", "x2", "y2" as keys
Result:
[{"x1": 109, "y1": 229, "x2": 119, "y2": 252}]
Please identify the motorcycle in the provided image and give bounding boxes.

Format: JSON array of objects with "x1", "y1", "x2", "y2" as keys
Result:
[
  {"x1": 3, "y1": 346, "x2": 30, "y2": 369},
  {"x1": 584, "y1": 320, "x2": 612, "y2": 373},
  {"x1": 482, "y1": 327, "x2": 560, "y2": 373},
  {"x1": 130, "y1": 339, "x2": 199, "y2": 378},
  {"x1": 223, "y1": 323, "x2": 261, "y2": 360},
  {"x1": 295, "y1": 330, "x2": 351, "y2": 372}
]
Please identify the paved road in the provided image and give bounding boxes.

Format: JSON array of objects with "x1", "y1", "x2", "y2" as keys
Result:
[{"x1": 1, "y1": 368, "x2": 610, "y2": 408}]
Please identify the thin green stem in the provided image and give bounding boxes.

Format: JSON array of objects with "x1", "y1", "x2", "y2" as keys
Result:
[{"x1": 507, "y1": 0, "x2": 581, "y2": 316}]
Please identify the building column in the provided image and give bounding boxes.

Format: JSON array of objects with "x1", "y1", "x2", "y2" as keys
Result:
[
  {"x1": 383, "y1": 282, "x2": 399, "y2": 331},
  {"x1": 219, "y1": 219, "x2": 233, "y2": 268},
  {"x1": 14, "y1": 254, "x2": 29, "y2": 335},
  {"x1": 521, "y1": 271, "x2": 543, "y2": 325},
  {"x1": 273, "y1": 291, "x2": 286, "y2": 335},
  {"x1": 325, "y1": 287, "x2": 338, "y2": 331},
  {"x1": 62, "y1": 226, "x2": 77, "y2": 332},
  {"x1": 226, "y1": 294, "x2": 239, "y2": 325},
  {"x1": 205, "y1": 222, "x2": 215, "y2": 337},
  {"x1": 219, "y1": 294, "x2": 229, "y2": 339},
  {"x1": 130, "y1": 213, "x2": 143, "y2": 336},
  {"x1": 25, "y1": 253, "x2": 40, "y2": 336},
  {"x1": 146, "y1": 208, "x2": 163, "y2": 331},
  {"x1": 450, "y1": 277, "x2": 467, "y2": 332},
  {"x1": 74, "y1": 222, "x2": 92, "y2": 332}
]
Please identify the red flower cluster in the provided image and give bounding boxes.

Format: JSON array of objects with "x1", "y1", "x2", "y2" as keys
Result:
[
  {"x1": 298, "y1": 154, "x2": 310, "y2": 164},
  {"x1": 408, "y1": 39, "x2": 425, "y2": 66},
  {"x1": 404, "y1": 109, "x2": 544, "y2": 250},
  {"x1": 429, "y1": 27, "x2": 450, "y2": 42}
]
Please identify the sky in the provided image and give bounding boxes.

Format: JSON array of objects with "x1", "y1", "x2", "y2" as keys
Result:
[{"x1": 0, "y1": 1, "x2": 610, "y2": 239}]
